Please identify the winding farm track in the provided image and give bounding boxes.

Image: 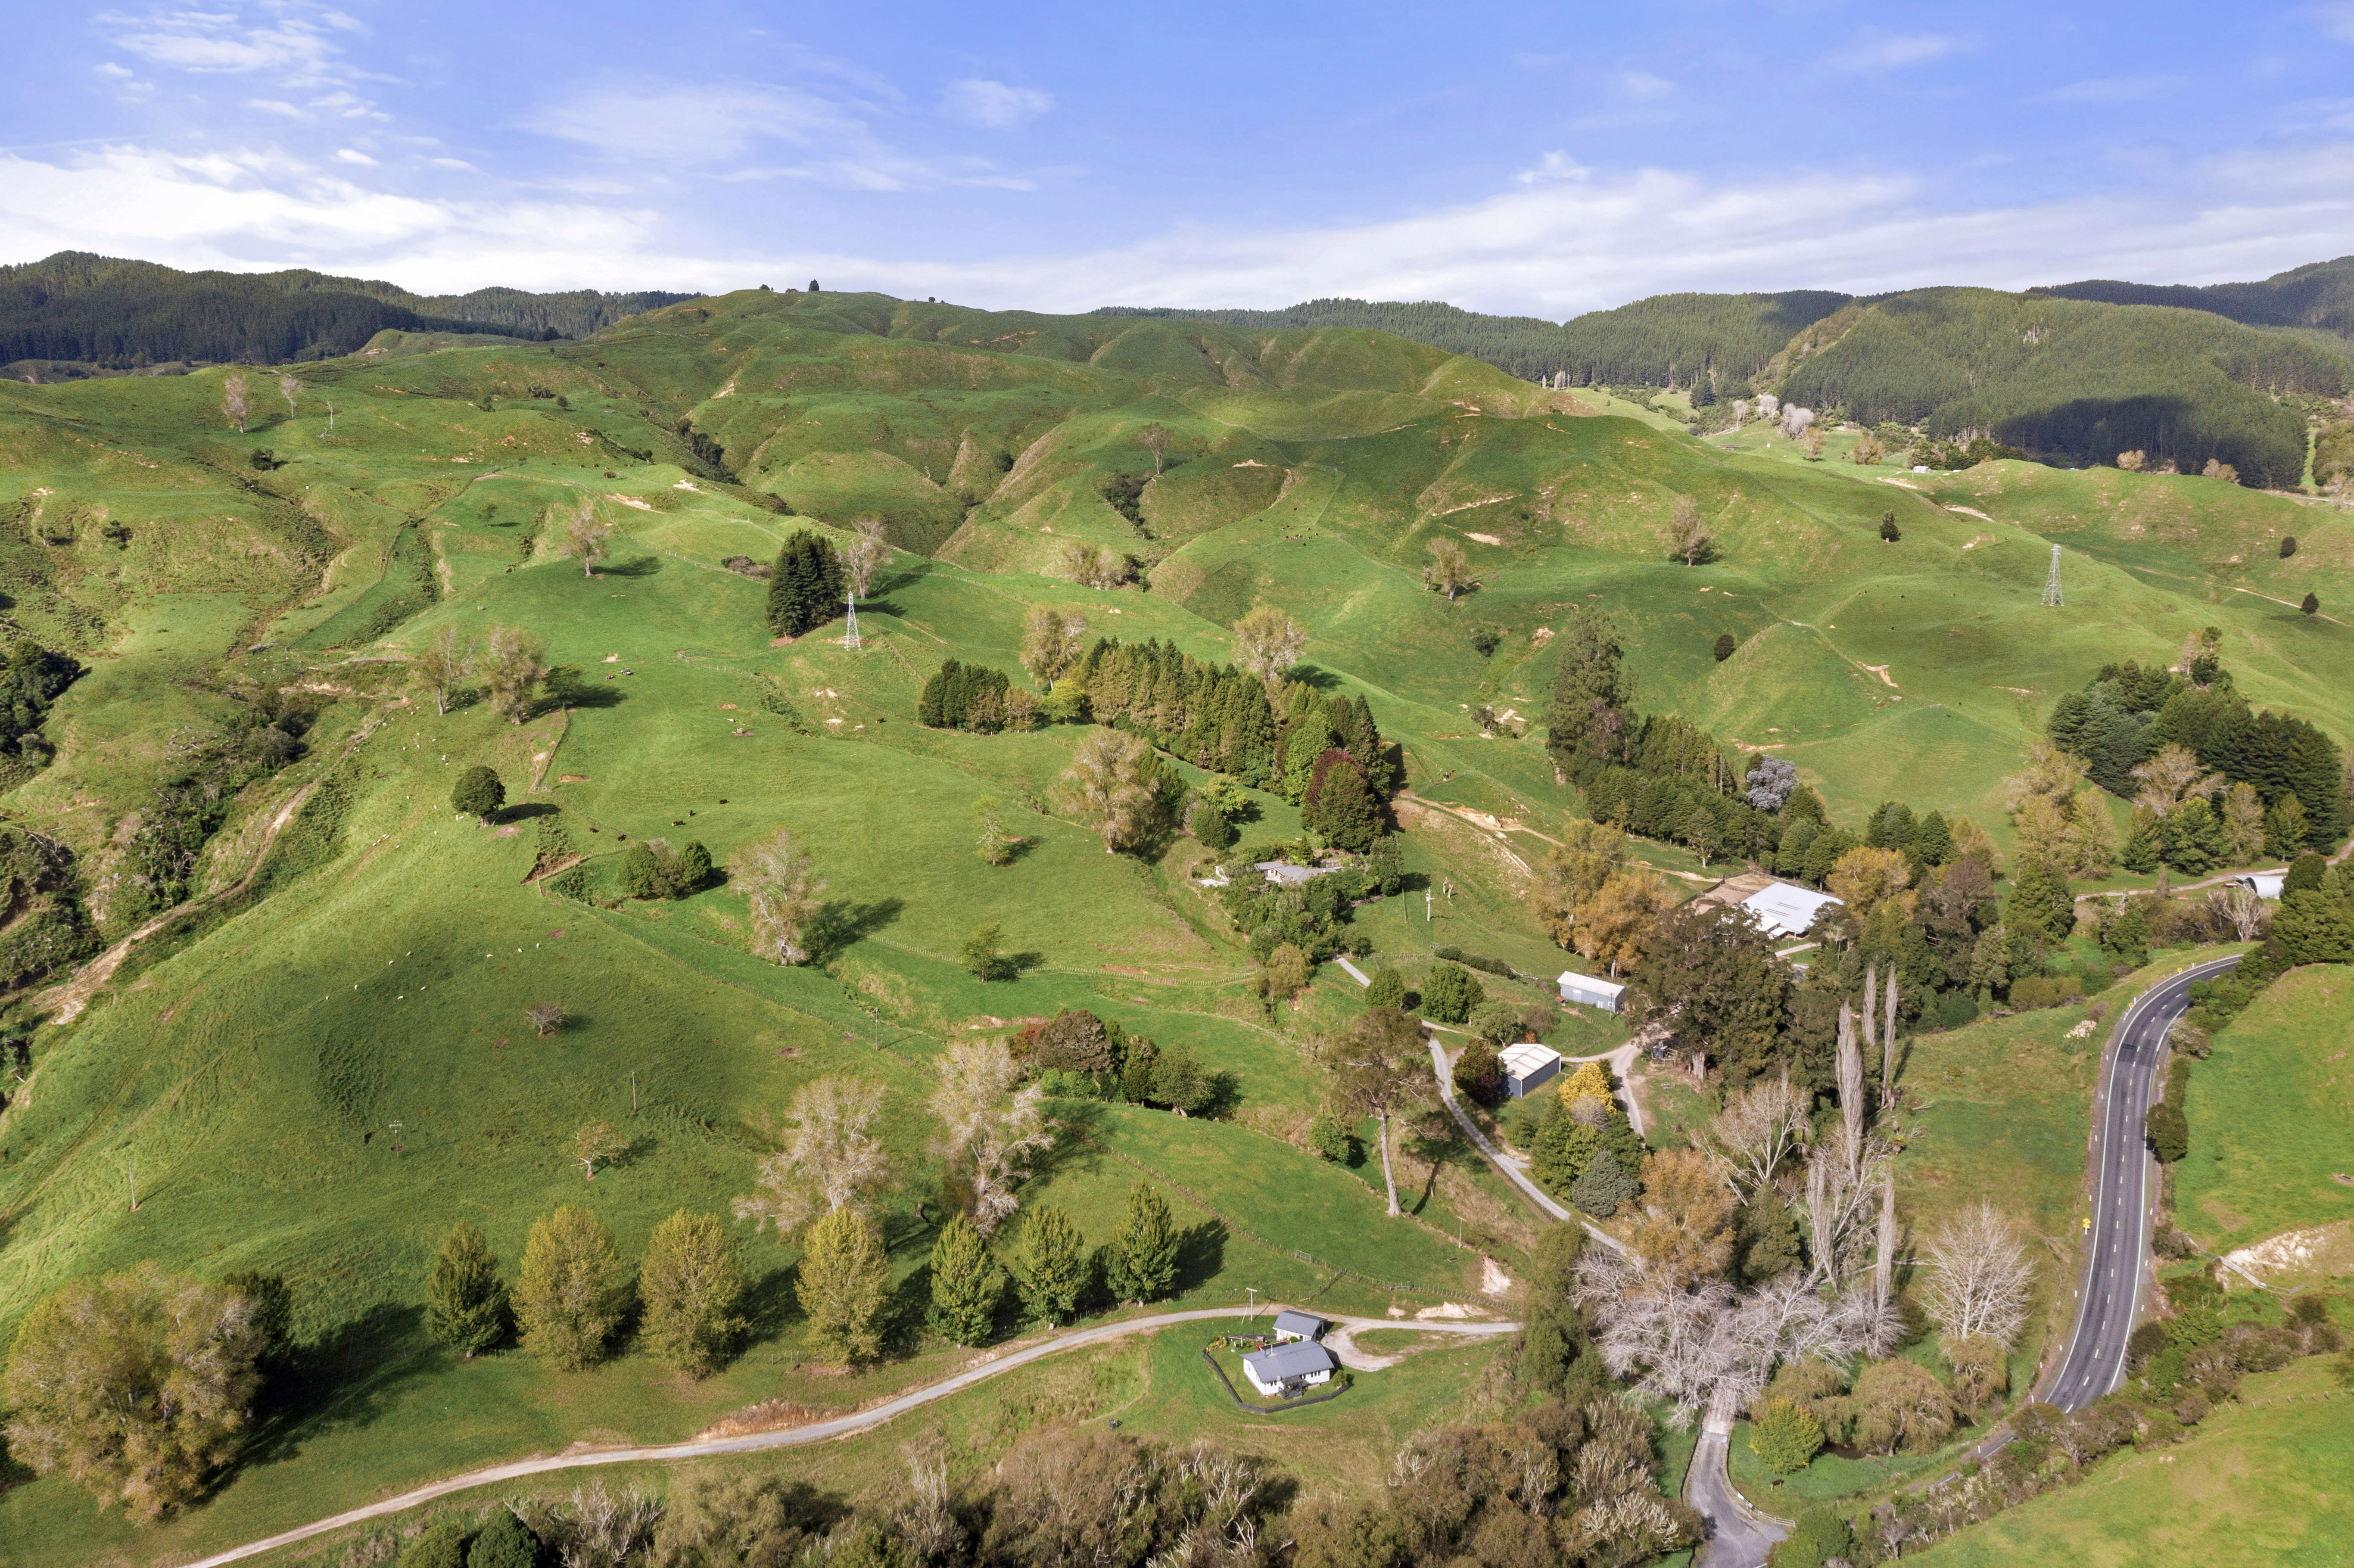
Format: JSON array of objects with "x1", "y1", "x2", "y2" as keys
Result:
[{"x1": 180, "y1": 1309, "x2": 1519, "y2": 1568}]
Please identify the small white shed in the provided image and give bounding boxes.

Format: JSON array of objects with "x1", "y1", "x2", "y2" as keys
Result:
[
  {"x1": 1558, "y1": 971, "x2": 1626, "y2": 1012},
  {"x1": 2236, "y1": 872, "x2": 2287, "y2": 901},
  {"x1": 1500, "y1": 1042, "x2": 1564, "y2": 1098}
]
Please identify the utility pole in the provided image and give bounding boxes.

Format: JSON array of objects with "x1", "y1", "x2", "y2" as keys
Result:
[
  {"x1": 127, "y1": 1156, "x2": 138, "y2": 1213},
  {"x1": 2042, "y1": 544, "x2": 2064, "y2": 608},
  {"x1": 630, "y1": 1070, "x2": 638, "y2": 1115},
  {"x1": 843, "y1": 589, "x2": 862, "y2": 651}
]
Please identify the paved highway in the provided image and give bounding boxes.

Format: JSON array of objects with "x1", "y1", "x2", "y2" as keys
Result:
[{"x1": 2040, "y1": 954, "x2": 2241, "y2": 1411}]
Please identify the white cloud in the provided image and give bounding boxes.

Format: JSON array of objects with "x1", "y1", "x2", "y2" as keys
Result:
[
  {"x1": 1620, "y1": 71, "x2": 1673, "y2": 100},
  {"x1": 333, "y1": 148, "x2": 375, "y2": 165},
  {"x1": 827, "y1": 142, "x2": 2354, "y2": 318},
  {"x1": 250, "y1": 98, "x2": 306, "y2": 118},
  {"x1": 940, "y1": 78, "x2": 1052, "y2": 128},
  {"x1": 0, "y1": 142, "x2": 663, "y2": 292},
  {"x1": 526, "y1": 80, "x2": 1034, "y2": 190},
  {"x1": 2030, "y1": 75, "x2": 2184, "y2": 105},
  {"x1": 102, "y1": 6, "x2": 358, "y2": 81},
  {"x1": 2314, "y1": 2, "x2": 2354, "y2": 43},
  {"x1": 1515, "y1": 151, "x2": 1590, "y2": 185},
  {"x1": 527, "y1": 83, "x2": 872, "y2": 164},
  {"x1": 5, "y1": 136, "x2": 2351, "y2": 316},
  {"x1": 95, "y1": 61, "x2": 135, "y2": 79},
  {"x1": 1825, "y1": 31, "x2": 1973, "y2": 74}
]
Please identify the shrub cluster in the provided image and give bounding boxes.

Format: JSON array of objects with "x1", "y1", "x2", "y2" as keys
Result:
[
  {"x1": 915, "y1": 659, "x2": 1039, "y2": 731},
  {"x1": 1012, "y1": 1007, "x2": 1231, "y2": 1114}
]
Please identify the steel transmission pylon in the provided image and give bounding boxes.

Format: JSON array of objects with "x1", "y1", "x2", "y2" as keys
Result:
[
  {"x1": 2041, "y1": 544, "x2": 2064, "y2": 608},
  {"x1": 843, "y1": 590, "x2": 861, "y2": 650}
]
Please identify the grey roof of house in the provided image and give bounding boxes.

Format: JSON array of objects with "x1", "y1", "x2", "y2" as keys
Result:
[
  {"x1": 1242, "y1": 1340, "x2": 1336, "y2": 1382},
  {"x1": 1272, "y1": 1310, "x2": 1326, "y2": 1339},
  {"x1": 1254, "y1": 860, "x2": 1341, "y2": 887}
]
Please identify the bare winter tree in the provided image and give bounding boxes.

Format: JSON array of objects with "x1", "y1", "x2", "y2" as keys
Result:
[
  {"x1": 733, "y1": 1076, "x2": 895, "y2": 1236},
  {"x1": 928, "y1": 1040, "x2": 1054, "y2": 1234},
  {"x1": 1873, "y1": 1166, "x2": 1898, "y2": 1310},
  {"x1": 571, "y1": 1120, "x2": 627, "y2": 1180},
  {"x1": 482, "y1": 624, "x2": 549, "y2": 724},
  {"x1": 1060, "y1": 540, "x2": 1132, "y2": 589},
  {"x1": 525, "y1": 1003, "x2": 566, "y2": 1036},
  {"x1": 413, "y1": 623, "x2": 473, "y2": 716},
  {"x1": 1755, "y1": 393, "x2": 1781, "y2": 424},
  {"x1": 2207, "y1": 881, "x2": 2264, "y2": 942},
  {"x1": 729, "y1": 828, "x2": 825, "y2": 964},
  {"x1": 845, "y1": 520, "x2": 889, "y2": 600},
  {"x1": 1573, "y1": 1245, "x2": 1737, "y2": 1427},
  {"x1": 1137, "y1": 422, "x2": 1172, "y2": 475},
  {"x1": 1701, "y1": 1072, "x2": 1810, "y2": 1197},
  {"x1": 562, "y1": 498, "x2": 613, "y2": 577},
  {"x1": 1666, "y1": 497, "x2": 1711, "y2": 566},
  {"x1": 1230, "y1": 602, "x2": 1308, "y2": 691},
  {"x1": 1875, "y1": 965, "x2": 1899, "y2": 1110},
  {"x1": 1920, "y1": 1202, "x2": 2035, "y2": 1346},
  {"x1": 1778, "y1": 404, "x2": 1816, "y2": 443},
  {"x1": 1018, "y1": 603, "x2": 1088, "y2": 685},
  {"x1": 222, "y1": 372, "x2": 250, "y2": 434},
  {"x1": 1056, "y1": 728, "x2": 1157, "y2": 853},
  {"x1": 2130, "y1": 743, "x2": 2223, "y2": 819},
  {"x1": 1422, "y1": 536, "x2": 1473, "y2": 600},
  {"x1": 277, "y1": 373, "x2": 303, "y2": 416},
  {"x1": 1837, "y1": 999, "x2": 1866, "y2": 1152}
]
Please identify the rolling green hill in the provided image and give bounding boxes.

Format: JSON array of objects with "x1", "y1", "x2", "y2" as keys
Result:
[{"x1": 0, "y1": 282, "x2": 2348, "y2": 1562}]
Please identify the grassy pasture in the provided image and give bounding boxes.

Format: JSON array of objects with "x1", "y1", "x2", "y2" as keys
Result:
[
  {"x1": 2173, "y1": 964, "x2": 2354, "y2": 1253},
  {"x1": 0, "y1": 290, "x2": 2349, "y2": 1558},
  {"x1": 1910, "y1": 1358, "x2": 2354, "y2": 1567}
]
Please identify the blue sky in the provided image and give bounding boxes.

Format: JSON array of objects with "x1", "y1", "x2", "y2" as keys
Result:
[{"x1": 5, "y1": 2, "x2": 2354, "y2": 316}]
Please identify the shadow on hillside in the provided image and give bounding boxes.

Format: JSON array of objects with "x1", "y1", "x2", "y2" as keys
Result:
[
  {"x1": 1286, "y1": 664, "x2": 1343, "y2": 692},
  {"x1": 236, "y1": 1302, "x2": 433, "y2": 1477},
  {"x1": 806, "y1": 897, "x2": 904, "y2": 961},
  {"x1": 593, "y1": 554, "x2": 664, "y2": 579},
  {"x1": 738, "y1": 1259, "x2": 802, "y2": 1341},
  {"x1": 498, "y1": 801, "x2": 561, "y2": 824},
  {"x1": 1173, "y1": 1218, "x2": 1227, "y2": 1292},
  {"x1": 541, "y1": 666, "x2": 624, "y2": 712}
]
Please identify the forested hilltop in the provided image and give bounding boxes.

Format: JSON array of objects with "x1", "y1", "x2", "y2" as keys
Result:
[
  {"x1": 0, "y1": 252, "x2": 697, "y2": 370},
  {"x1": 2038, "y1": 255, "x2": 2354, "y2": 337},
  {"x1": 1093, "y1": 297, "x2": 1579, "y2": 380}
]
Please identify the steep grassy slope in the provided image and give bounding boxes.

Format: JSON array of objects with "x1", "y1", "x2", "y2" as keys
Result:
[
  {"x1": 1911, "y1": 1358, "x2": 2354, "y2": 1567},
  {"x1": 2173, "y1": 964, "x2": 2354, "y2": 1253}
]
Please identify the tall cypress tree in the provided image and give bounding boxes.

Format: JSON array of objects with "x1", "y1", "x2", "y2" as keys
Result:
[
  {"x1": 926, "y1": 1213, "x2": 1000, "y2": 1347},
  {"x1": 1105, "y1": 1181, "x2": 1178, "y2": 1304},
  {"x1": 1010, "y1": 1206, "x2": 1088, "y2": 1328},
  {"x1": 426, "y1": 1222, "x2": 508, "y2": 1358},
  {"x1": 766, "y1": 531, "x2": 846, "y2": 636}
]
